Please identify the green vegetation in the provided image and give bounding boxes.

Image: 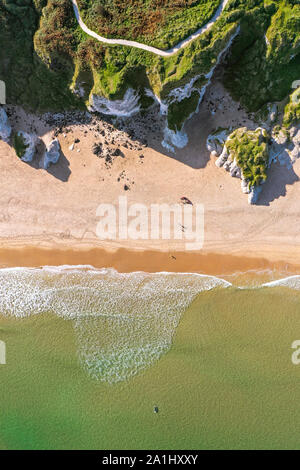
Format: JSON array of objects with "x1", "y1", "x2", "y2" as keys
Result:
[
  {"x1": 0, "y1": 0, "x2": 299, "y2": 132},
  {"x1": 224, "y1": 0, "x2": 300, "y2": 111},
  {"x1": 226, "y1": 127, "x2": 270, "y2": 187},
  {"x1": 0, "y1": 0, "x2": 83, "y2": 111},
  {"x1": 77, "y1": 0, "x2": 221, "y2": 49},
  {"x1": 167, "y1": 90, "x2": 202, "y2": 131},
  {"x1": 13, "y1": 132, "x2": 28, "y2": 158},
  {"x1": 283, "y1": 86, "x2": 300, "y2": 127}
]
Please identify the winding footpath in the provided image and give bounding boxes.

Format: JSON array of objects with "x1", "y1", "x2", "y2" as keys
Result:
[{"x1": 71, "y1": 0, "x2": 230, "y2": 57}]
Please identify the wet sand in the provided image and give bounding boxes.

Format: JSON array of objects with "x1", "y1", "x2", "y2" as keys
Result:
[{"x1": 0, "y1": 245, "x2": 299, "y2": 278}]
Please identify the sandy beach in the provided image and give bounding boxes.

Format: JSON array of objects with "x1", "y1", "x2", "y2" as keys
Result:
[{"x1": 1, "y1": 80, "x2": 300, "y2": 273}]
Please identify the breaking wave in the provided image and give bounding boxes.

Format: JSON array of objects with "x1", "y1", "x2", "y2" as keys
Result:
[
  {"x1": 262, "y1": 275, "x2": 300, "y2": 290},
  {"x1": 0, "y1": 266, "x2": 230, "y2": 383},
  {"x1": 1, "y1": 266, "x2": 299, "y2": 383}
]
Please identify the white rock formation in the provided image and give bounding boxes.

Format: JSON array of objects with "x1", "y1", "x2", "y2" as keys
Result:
[
  {"x1": 72, "y1": 82, "x2": 86, "y2": 98},
  {"x1": 168, "y1": 74, "x2": 203, "y2": 104},
  {"x1": 215, "y1": 144, "x2": 229, "y2": 168},
  {"x1": 43, "y1": 139, "x2": 61, "y2": 169},
  {"x1": 269, "y1": 126, "x2": 298, "y2": 168},
  {"x1": 273, "y1": 129, "x2": 288, "y2": 145},
  {"x1": 288, "y1": 126, "x2": 300, "y2": 162},
  {"x1": 16, "y1": 131, "x2": 36, "y2": 162},
  {"x1": 161, "y1": 26, "x2": 240, "y2": 152},
  {"x1": 248, "y1": 185, "x2": 263, "y2": 205},
  {"x1": 214, "y1": 118, "x2": 299, "y2": 205},
  {"x1": 212, "y1": 128, "x2": 269, "y2": 205},
  {"x1": 85, "y1": 25, "x2": 240, "y2": 153},
  {"x1": 208, "y1": 129, "x2": 230, "y2": 155},
  {"x1": 240, "y1": 178, "x2": 263, "y2": 205},
  {"x1": 268, "y1": 103, "x2": 277, "y2": 124},
  {"x1": 0, "y1": 107, "x2": 11, "y2": 142},
  {"x1": 162, "y1": 127, "x2": 188, "y2": 152},
  {"x1": 90, "y1": 88, "x2": 141, "y2": 117}
]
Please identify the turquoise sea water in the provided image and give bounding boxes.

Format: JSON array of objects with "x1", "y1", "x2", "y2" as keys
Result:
[{"x1": 0, "y1": 266, "x2": 300, "y2": 449}]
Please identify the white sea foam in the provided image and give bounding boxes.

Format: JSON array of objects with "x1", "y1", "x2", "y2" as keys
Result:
[
  {"x1": 2, "y1": 266, "x2": 299, "y2": 383},
  {"x1": 0, "y1": 266, "x2": 230, "y2": 383},
  {"x1": 262, "y1": 275, "x2": 300, "y2": 290}
]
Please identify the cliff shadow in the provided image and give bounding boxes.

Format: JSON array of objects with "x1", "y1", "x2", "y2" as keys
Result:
[
  {"x1": 107, "y1": 102, "x2": 213, "y2": 170},
  {"x1": 109, "y1": 79, "x2": 257, "y2": 170},
  {"x1": 160, "y1": 105, "x2": 214, "y2": 170},
  {"x1": 257, "y1": 161, "x2": 299, "y2": 206}
]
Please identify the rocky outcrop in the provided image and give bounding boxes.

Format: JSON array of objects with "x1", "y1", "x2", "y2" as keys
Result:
[
  {"x1": 214, "y1": 140, "x2": 248, "y2": 198},
  {"x1": 210, "y1": 127, "x2": 270, "y2": 205},
  {"x1": 248, "y1": 186, "x2": 263, "y2": 205},
  {"x1": 269, "y1": 125, "x2": 300, "y2": 168},
  {"x1": 268, "y1": 103, "x2": 277, "y2": 125},
  {"x1": 161, "y1": 127, "x2": 188, "y2": 152},
  {"x1": 240, "y1": 178, "x2": 263, "y2": 205},
  {"x1": 16, "y1": 131, "x2": 36, "y2": 162},
  {"x1": 0, "y1": 107, "x2": 11, "y2": 142},
  {"x1": 209, "y1": 88, "x2": 300, "y2": 206},
  {"x1": 289, "y1": 127, "x2": 300, "y2": 162},
  {"x1": 215, "y1": 144, "x2": 242, "y2": 178},
  {"x1": 43, "y1": 139, "x2": 61, "y2": 169},
  {"x1": 90, "y1": 89, "x2": 141, "y2": 117},
  {"x1": 207, "y1": 129, "x2": 229, "y2": 155}
]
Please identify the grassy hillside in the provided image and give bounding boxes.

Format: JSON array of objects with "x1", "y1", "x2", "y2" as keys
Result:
[
  {"x1": 0, "y1": 0, "x2": 299, "y2": 131},
  {"x1": 76, "y1": 0, "x2": 221, "y2": 49},
  {"x1": 224, "y1": 0, "x2": 300, "y2": 111},
  {"x1": 0, "y1": 0, "x2": 83, "y2": 110}
]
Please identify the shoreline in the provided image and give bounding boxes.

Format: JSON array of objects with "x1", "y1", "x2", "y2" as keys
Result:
[{"x1": 0, "y1": 244, "x2": 299, "y2": 277}]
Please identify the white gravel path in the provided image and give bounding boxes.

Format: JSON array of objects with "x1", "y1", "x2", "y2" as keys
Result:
[{"x1": 71, "y1": 0, "x2": 230, "y2": 57}]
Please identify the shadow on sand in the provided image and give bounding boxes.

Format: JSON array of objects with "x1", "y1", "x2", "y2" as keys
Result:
[
  {"x1": 25, "y1": 138, "x2": 71, "y2": 183},
  {"x1": 257, "y1": 162, "x2": 299, "y2": 206}
]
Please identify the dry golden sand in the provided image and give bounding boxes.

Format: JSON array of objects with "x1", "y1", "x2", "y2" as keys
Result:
[{"x1": 1, "y1": 82, "x2": 300, "y2": 273}]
